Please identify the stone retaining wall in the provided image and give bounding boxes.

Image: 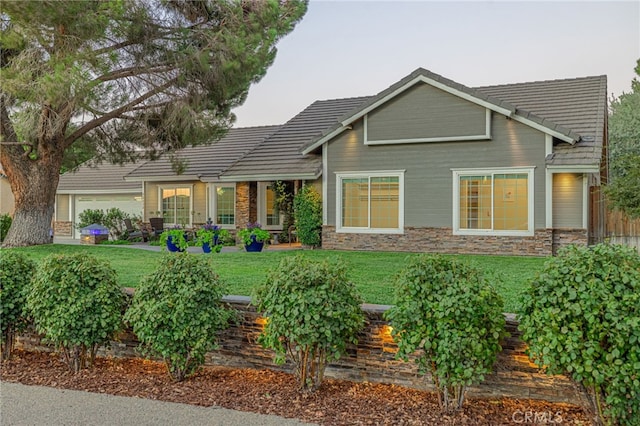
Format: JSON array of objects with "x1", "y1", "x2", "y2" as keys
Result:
[
  {"x1": 322, "y1": 226, "x2": 555, "y2": 256},
  {"x1": 17, "y1": 294, "x2": 587, "y2": 407}
]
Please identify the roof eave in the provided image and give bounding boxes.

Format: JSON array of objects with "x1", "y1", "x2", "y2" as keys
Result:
[
  {"x1": 218, "y1": 172, "x2": 321, "y2": 182},
  {"x1": 123, "y1": 175, "x2": 201, "y2": 182}
]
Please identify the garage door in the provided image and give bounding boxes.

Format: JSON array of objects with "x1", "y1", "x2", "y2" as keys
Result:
[{"x1": 74, "y1": 194, "x2": 143, "y2": 238}]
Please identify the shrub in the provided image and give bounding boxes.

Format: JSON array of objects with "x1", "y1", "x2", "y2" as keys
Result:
[
  {"x1": 386, "y1": 254, "x2": 507, "y2": 412},
  {"x1": 0, "y1": 213, "x2": 12, "y2": 242},
  {"x1": 518, "y1": 243, "x2": 640, "y2": 425},
  {"x1": 26, "y1": 253, "x2": 125, "y2": 372},
  {"x1": 293, "y1": 185, "x2": 322, "y2": 247},
  {"x1": 124, "y1": 254, "x2": 233, "y2": 381},
  {"x1": 255, "y1": 255, "x2": 364, "y2": 391},
  {"x1": 0, "y1": 251, "x2": 35, "y2": 360},
  {"x1": 77, "y1": 207, "x2": 134, "y2": 240},
  {"x1": 77, "y1": 208, "x2": 105, "y2": 230}
]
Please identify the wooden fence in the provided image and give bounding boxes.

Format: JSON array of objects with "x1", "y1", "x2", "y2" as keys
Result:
[{"x1": 606, "y1": 209, "x2": 640, "y2": 253}]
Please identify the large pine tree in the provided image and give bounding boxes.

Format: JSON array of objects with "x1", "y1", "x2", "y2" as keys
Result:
[{"x1": 0, "y1": 0, "x2": 307, "y2": 247}]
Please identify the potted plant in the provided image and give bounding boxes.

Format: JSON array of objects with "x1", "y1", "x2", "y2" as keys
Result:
[
  {"x1": 195, "y1": 224, "x2": 229, "y2": 254},
  {"x1": 160, "y1": 227, "x2": 188, "y2": 252},
  {"x1": 238, "y1": 222, "x2": 270, "y2": 252}
]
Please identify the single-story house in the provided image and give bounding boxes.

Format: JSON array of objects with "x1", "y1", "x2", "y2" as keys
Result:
[
  {"x1": 55, "y1": 162, "x2": 144, "y2": 238},
  {"x1": 55, "y1": 68, "x2": 607, "y2": 255}
]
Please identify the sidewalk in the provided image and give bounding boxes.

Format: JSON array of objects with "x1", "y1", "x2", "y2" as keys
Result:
[{"x1": 1, "y1": 382, "x2": 315, "y2": 426}]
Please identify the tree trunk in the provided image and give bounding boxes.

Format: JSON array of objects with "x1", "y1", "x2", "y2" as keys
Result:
[{"x1": 1, "y1": 153, "x2": 62, "y2": 248}]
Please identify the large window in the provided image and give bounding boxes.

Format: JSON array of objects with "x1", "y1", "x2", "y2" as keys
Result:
[
  {"x1": 453, "y1": 168, "x2": 533, "y2": 236},
  {"x1": 213, "y1": 185, "x2": 235, "y2": 227},
  {"x1": 160, "y1": 186, "x2": 192, "y2": 226},
  {"x1": 337, "y1": 172, "x2": 404, "y2": 233}
]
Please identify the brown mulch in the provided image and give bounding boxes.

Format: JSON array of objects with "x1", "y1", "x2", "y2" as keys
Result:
[{"x1": 1, "y1": 350, "x2": 593, "y2": 425}]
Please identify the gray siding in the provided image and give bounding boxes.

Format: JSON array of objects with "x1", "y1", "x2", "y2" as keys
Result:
[
  {"x1": 553, "y1": 173, "x2": 583, "y2": 228},
  {"x1": 326, "y1": 113, "x2": 547, "y2": 229},
  {"x1": 367, "y1": 83, "x2": 486, "y2": 142}
]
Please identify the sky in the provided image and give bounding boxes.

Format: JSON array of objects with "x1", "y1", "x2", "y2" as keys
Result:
[{"x1": 231, "y1": 0, "x2": 640, "y2": 128}]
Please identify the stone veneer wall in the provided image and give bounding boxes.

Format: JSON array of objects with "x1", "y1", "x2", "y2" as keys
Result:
[
  {"x1": 235, "y1": 182, "x2": 258, "y2": 230},
  {"x1": 552, "y1": 229, "x2": 588, "y2": 255},
  {"x1": 17, "y1": 293, "x2": 587, "y2": 407},
  {"x1": 53, "y1": 221, "x2": 72, "y2": 236},
  {"x1": 322, "y1": 226, "x2": 555, "y2": 256}
]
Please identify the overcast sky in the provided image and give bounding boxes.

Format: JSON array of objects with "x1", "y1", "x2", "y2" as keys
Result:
[{"x1": 231, "y1": 0, "x2": 640, "y2": 128}]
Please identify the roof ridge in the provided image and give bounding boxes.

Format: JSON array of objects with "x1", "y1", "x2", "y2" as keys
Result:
[{"x1": 475, "y1": 74, "x2": 606, "y2": 90}]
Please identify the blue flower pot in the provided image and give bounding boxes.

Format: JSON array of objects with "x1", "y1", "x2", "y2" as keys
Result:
[
  {"x1": 201, "y1": 236, "x2": 219, "y2": 253},
  {"x1": 166, "y1": 235, "x2": 185, "y2": 252},
  {"x1": 244, "y1": 236, "x2": 264, "y2": 252}
]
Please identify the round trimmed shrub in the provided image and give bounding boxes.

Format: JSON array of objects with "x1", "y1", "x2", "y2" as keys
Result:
[
  {"x1": 255, "y1": 255, "x2": 364, "y2": 391},
  {"x1": 0, "y1": 250, "x2": 35, "y2": 360},
  {"x1": 386, "y1": 254, "x2": 507, "y2": 412},
  {"x1": 124, "y1": 253, "x2": 233, "y2": 382},
  {"x1": 26, "y1": 253, "x2": 125, "y2": 372},
  {"x1": 519, "y1": 243, "x2": 640, "y2": 425}
]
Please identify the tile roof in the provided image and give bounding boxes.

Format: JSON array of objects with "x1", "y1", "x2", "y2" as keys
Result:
[
  {"x1": 220, "y1": 96, "x2": 371, "y2": 180},
  {"x1": 476, "y1": 75, "x2": 607, "y2": 166},
  {"x1": 125, "y1": 125, "x2": 282, "y2": 181},
  {"x1": 57, "y1": 162, "x2": 142, "y2": 192}
]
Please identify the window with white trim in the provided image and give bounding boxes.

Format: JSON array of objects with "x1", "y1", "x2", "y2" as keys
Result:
[
  {"x1": 212, "y1": 184, "x2": 235, "y2": 227},
  {"x1": 336, "y1": 172, "x2": 404, "y2": 233},
  {"x1": 159, "y1": 186, "x2": 192, "y2": 226},
  {"x1": 453, "y1": 168, "x2": 534, "y2": 236}
]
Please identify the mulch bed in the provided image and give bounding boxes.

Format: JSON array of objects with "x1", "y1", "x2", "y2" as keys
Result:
[{"x1": 1, "y1": 350, "x2": 593, "y2": 425}]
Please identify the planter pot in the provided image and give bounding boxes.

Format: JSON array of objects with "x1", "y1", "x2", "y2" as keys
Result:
[
  {"x1": 201, "y1": 236, "x2": 219, "y2": 254},
  {"x1": 166, "y1": 235, "x2": 186, "y2": 252},
  {"x1": 244, "y1": 236, "x2": 264, "y2": 252}
]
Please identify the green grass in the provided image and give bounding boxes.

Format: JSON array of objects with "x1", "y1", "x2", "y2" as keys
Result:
[{"x1": 10, "y1": 245, "x2": 548, "y2": 312}]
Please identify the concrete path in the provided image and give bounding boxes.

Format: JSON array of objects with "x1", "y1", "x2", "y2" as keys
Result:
[{"x1": 1, "y1": 382, "x2": 315, "y2": 426}]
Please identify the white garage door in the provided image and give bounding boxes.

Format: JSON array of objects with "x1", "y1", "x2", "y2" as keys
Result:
[{"x1": 74, "y1": 194, "x2": 143, "y2": 238}]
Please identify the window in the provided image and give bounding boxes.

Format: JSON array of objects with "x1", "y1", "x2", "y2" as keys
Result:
[
  {"x1": 159, "y1": 186, "x2": 192, "y2": 226},
  {"x1": 258, "y1": 182, "x2": 281, "y2": 229},
  {"x1": 453, "y1": 168, "x2": 534, "y2": 236},
  {"x1": 337, "y1": 172, "x2": 404, "y2": 233},
  {"x1": 212, "y1": 185, "x2": 235, "y2": 227}
]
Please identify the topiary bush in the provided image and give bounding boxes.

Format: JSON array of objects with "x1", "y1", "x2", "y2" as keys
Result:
[
  {"x1": 0, "y1": 250, "x2": 35, "y2": 360},
  {"x1": 386, "y1": 254, "x2": 507, "y2": 412},
  {"x1": 293, "y1": 184, "x2": 322, "y2": 248},
  {"x1": 255, "y1": 255, "x2": 364, "y2": 391},
  {"x1": 26, "y1": 253, "x2": 125, "y2": 372},
  {"x1": 518, "y1": 243, "x2": 640, "y2": 426},
  {"x1": 124, "y1": 253, "x2": 234, "y2": 382}
]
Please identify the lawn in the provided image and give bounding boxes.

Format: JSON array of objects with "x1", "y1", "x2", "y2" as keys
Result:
[{"x1": 10, "y1": 244, "x2": 547, "y2": 312}]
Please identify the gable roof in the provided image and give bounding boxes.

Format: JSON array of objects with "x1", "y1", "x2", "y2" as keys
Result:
[
  {"x1": 124, "y1": 125, "x2": 281, "y2": 182},
  {"x1": 477, "y1": 75, "x2": 607, "y2": 167},
  {"x1": 219, "y1": 96, "x2": 371, "y2": 181},
  {"x1": 302, "y1": 68, "x2": 606, "y2": 159},
  {"x1": 57, "y1": 162, "x2": 142, "y2": 193}
]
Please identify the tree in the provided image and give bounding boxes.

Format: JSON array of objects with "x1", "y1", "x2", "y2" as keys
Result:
[
  {"x1": 0, "y1": 0, "x2": 307, "y2": 247},
  {"x1": 606, "y1": 59, "x2": 640, "y2": 217}
]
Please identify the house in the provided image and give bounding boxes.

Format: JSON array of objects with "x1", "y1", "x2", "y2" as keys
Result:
[
  {"x1": 54, "y1": 68, "x2": 607, "y2": 255},
  {"x1": 55, "y1": 162, "x2": 144, "y2": 238},
  {"x1": 304, "y1": 68, "x2": 607, "y2": 255}
]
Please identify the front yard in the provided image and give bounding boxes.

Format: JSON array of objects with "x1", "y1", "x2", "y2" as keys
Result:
[{"x1": 12, "y1": 244, "x2": 547, "y2": 313}]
